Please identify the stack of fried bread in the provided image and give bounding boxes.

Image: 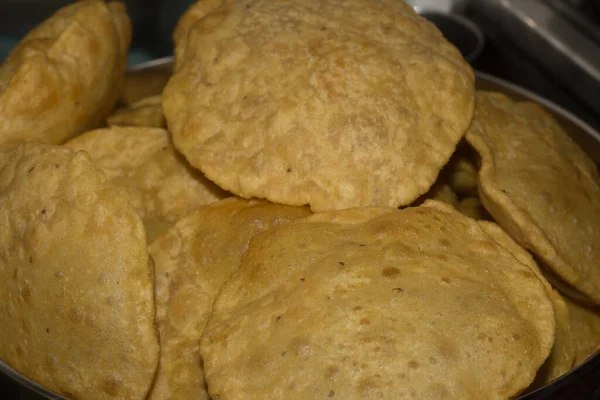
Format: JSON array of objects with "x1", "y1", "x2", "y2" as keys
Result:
[{"x1": 1, "y1": 1, "x2": 599, "y2": 399}]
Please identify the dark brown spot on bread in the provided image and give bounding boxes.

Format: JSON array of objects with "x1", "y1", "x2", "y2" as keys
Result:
[
  {"x1": 102, "y1": 377, "x2": 121, "y2": 396},
  {"x1": 381, "y1": 267, "x2": 400, "y2": 277},
  {"x1": 325, "y1": 366, "x2": 339, "y2": 380},
  {"x1": 438, "y1": 238, "x2": 450, "y2": 248}
]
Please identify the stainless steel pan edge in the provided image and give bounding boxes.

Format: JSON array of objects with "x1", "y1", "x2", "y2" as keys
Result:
[{"x1": 1, "y1": 57, "x2": 599, "y2": 399}]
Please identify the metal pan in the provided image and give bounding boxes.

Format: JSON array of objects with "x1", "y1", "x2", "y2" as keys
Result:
[{"x1": 1, "y1": 57, "x2": 599, "y2": 399}]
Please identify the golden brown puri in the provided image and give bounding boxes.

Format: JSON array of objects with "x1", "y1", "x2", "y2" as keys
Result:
[
  {"x1": 466, "y1": 91, "x2": 600, "y2": 304},
  {"x1": 478, "y1": 221, "x2": 576, "y2": 387},
  {"x1": 420, "y1": 182, "x2": 458, "y2": 206},
  {"x1": 415, "y1": 142, "x2": 489, "y2": 220},
  {"x1": 107, "y1": 2, "x2": 131, "y2": 56},
  {"x1": 65, "y1": 126, "x2": 229, "y2": 242},
  {"x1": 107, "y1": 95, "x2": 166, "y2": 128},
  {"x1": 446, "y1": 150, "x2": 479, "y2": 197},
  {"x1": 164, "y1": 0, "x2": 475, "y2": 211},
  {"x1": 0, "y1": 1, "x2": 131, "y2": 145},
  {"x1": 565, "y1": 298, "x2": 600, "y2": 366},
  {"x1": 0, "y1": 144, "x2": 158, "y2": 400},
  {"x1": 120, "y1": 67, "x2": 172, "y2": 107},
  {"x1": 200, "y1": 200, "x2": 555, "y2": 400},
  {"x1": 455, "y1": 196, "x2": 488, "y2": 220},
  {"x1": 172, "y1": 0, "x2": 225, "y2": 70},
  {"x1": 147, "y1": 198, "x2": 310, "y2": 400}
]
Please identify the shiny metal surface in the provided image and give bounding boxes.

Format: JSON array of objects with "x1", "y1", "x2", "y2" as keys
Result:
[
  {"x1": 1, "y1": 57, "x2": 599, "y2": 399},
  {"x1": 420, "y1": 11, "x2": 485, "y2": 63},
  {"x1": 546, "y1": 0, "x2": 600, "y2": 45},
  {"x1": 406, "y1": 0, "x2": 456, "y2": 12},
  {"x1": 474, "y1": 0, "x2": 600, "y2": 119},
  {"x1": 0, "y1": 360, "x2": 65, "y2": 400},
  {"x1": 128, "y1": 56, "x2": 174, "y2": 73},
  {"x1": 406, "y1": 0, "x2": 470, "y2": 13}
]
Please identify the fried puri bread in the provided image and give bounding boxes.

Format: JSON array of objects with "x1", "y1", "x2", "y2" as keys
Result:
[
  {"x1": 120, "y1": 66, "x2": 172, "y2": 107},
  {"x1": 466, "y1": 92, "x2": 600, "y2": 304},
  {"x1": 172, "y1": 0, "x2": 224, "y2": 70},
  {"x1": 199, "y1": 200, "x2": 555, "y2": 399},
  {"x1": 415, "y1": 144, "x2": 488, "y2": 220},
  {"x1": 163, "y1": 0, "x2": 475, "y2": 211},
  {"x1": 107, "y1": 95, "x2": 165, "y2": 128},
  {"x1": 478, "y1": 221, "x2": 575, "y2": 386},
  {"x1": 447, "y1": 152, "x2": 478, "y2": 197},
  {"x1": 0, "y1": 1, "x2": 131, "y2": 145},
  {"x1": 419, "y1": 182, "x2": 458, "y2": 206},
  {"x1": 0, "y1": 144, "x2": 158, "y2": 399},
  {"x1": 148, "y1": 198, "x2": 310, "y2": 400},
  {"x1": 565, "y1": 299, "x2": 600, "y2": 366},
  {"x1": 66, "y1": 126, "x2": 229, "y2": 241},
  {"x1": 456, "y1": 197, "x2": 488, "y2": 220}
]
